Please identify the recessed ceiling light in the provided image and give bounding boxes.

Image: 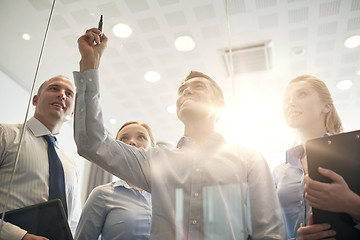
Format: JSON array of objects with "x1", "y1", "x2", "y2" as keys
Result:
[
  {"x1": 344, "y1": 35, "x2": 360, "y2": 48},
  {"x1": 113, "y1": 24, "x2": 132, "y2": 38},
  {"x1": 174, "y1": 36, "x2": 195, "y2": 52},
  {"x1": 22, "y1": 33, "x2": 31, "y2": 40},
  {"x1": 144, "y1": 71, "x2": 160, "y2": 82},
  {"x1": 357, "y1": 69, "x2": 360, "y2": 76},
  {"x1": 109, "y1": 118, "x2": 117, "y2": 124},
  {"x1": 167, "y1": 105, "x2": 176, "y2": 114},
  {"x1": 336, "y1": 80, "x2": 353, "y2": 90}
]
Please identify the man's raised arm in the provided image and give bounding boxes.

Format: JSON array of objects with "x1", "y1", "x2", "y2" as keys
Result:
[{"x1": 73, "y1": 28, "x2": 151, "y2": 192}]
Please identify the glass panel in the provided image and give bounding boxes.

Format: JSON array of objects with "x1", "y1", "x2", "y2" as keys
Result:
[
  {"x1": 203, "y1": 183, "x2": 251, "y2": 240},
  {"x1": 175, "y1": 188, "x2": 184, "y2": 240}
]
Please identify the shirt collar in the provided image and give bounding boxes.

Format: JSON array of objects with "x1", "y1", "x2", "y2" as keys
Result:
[
  {"x1": 27, "y1": 117, "x2": 52, "y2": 137},
  {"x1": 113, "y1": 179, "x2": 150, "y2": 196},
  {"x1": 27, "y1": 117, "x2": 59, "y2": 147},
  {"x1": 176, "y1": 132, "x2": 226, "y2": 149},
  {"x1": 285, "y1": 133, "x2": 331, "y2": 166},
  {"x1": 285, "y1": 144, "x2": 304, "y2": 167},
  {"x1": 113, "y1": 179, "x2": 128, "y2": 188}
]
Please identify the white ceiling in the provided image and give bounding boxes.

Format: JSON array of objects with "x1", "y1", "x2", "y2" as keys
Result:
[{"x1": 1, "y1": 0, "x2": 359, "y2": 161}]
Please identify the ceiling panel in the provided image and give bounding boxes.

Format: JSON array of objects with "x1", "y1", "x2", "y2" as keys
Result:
[
  {"x1": 289, "y1": 27, "x2": 308, "y2": 41},
  {"x1": 148, "y1": 36, "x2": 169, "y2": 49},
  {"x1": 28, "y1": 0, "x2": 52, "y2": 11},
  {"x1": 317, "y1": 21, "x2": 338, "y2": 36},
  {"x1": 137, "y1": 16, "x2": 161, "y2": 32},
  {"x1": 70, "y1": 9, "x2": 96, "y2": 25},
  {"x1": 347, "y1": 17, "x2": 360, "y2": 31},
  {"x1": 157, "y1": 0, "x2": 179, "y2": 7},
  {"x1": 288, "y1": 7, "x2": 309, "y2": 23},
  {"x1": 258, "y1": 14, "x2": 278, "y2": 29},
  {"x1": 193, "y1": 4, "x2": 216, "y2": 21},
  {"x1": 341, "y1": 52, "x2": 360, "y2": 64},
  {"x1": 124, "y1": 0, "x2": 150, "y2": 13},
  {"x1": 255, "y1": 0, "x2": 277, "y2": 9},
  {"x1": 316, "y1": 40, "x2": 335, "y2": 53},
  {"x1": 227, "y1": 0, "x2": 247, "y2": 14},
  {"x1": 0, "y1": 0, "x2": 359, "y2": 157},
  {"x1": 318, "y1": 0, "x2": 340, "y2": 17},
  {"x1": 350, "y1": 0, "x2": 360, "y2": 11},
  {"x1": 96, "y1": 2, "x2": 122, "y2": 19},
  {"x1": 164, "y1": 11, "x2": 187, "y2": 27},
  {"x1": 51, "y1": 15, "x2": 71, "y2": 31}
]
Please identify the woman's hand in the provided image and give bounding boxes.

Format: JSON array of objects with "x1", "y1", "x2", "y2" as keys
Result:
[
  {"x1": 304, "y1": 167, "x2": 360, "y2": 219},
  {"x1": 22, "y1": 233, "x2": 49, "y2": 240},
  {"x1": 296, "y1": 213, "x2": 336, "y2": 240}
]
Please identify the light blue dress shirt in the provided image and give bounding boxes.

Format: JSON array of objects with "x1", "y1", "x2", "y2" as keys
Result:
[
  {"x1": 273, "y1": 145, "x2": 311, "y2": 240},
  {"x1": 73, "y1": 69, "x2": 286, "y2": 240},
  {"x1": 75, "y1": 180, "x2": 151, "y2": 240}
]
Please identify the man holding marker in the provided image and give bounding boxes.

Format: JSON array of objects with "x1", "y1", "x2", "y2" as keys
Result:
[{"x1": 73, "y1": 26, "x2": 286, "y2": 239}]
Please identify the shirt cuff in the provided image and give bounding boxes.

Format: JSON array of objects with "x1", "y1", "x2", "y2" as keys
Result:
[
  {"x1": 0, "y1": 221, "x2": 27, "y2": 240},
  {"x1": 73, "y1": 69, "x2": 99, "y2": 92}
]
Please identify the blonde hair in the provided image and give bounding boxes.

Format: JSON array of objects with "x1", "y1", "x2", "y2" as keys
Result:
[
  {"x1": 288, "y1": 74, "x2": 343, "y2": 134},
  {"x1": 115, "y1": 121, "x2": 156, "y2": 147}
]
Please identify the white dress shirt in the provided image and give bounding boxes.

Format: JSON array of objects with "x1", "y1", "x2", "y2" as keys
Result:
[
  {"x1": 74, "y1": 70, "x2": 286, "y2": 240},
  {"x1": 0, "y1": 117, "x2": 81, "y2": 240}
]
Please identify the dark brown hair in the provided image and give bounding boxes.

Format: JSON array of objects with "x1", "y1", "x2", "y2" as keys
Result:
[{"x1": 183, "y1": 71, "x2": 225, "y2": 108}]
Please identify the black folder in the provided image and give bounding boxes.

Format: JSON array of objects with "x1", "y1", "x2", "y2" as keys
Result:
[
  {"x1": 306, "y1": 130, "x2": 360, "y2": 239},
  {"x1": 1, "y1": 199, "x2": 73, "y2": 240}
]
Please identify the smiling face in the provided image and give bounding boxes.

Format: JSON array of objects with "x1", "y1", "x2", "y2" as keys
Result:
[
  {"x1": 283, "y1": 80, "x2": 330, "y2": 130},
  {"x1": 116, "y1": 123, "x2": 151, "y2": 149},
  {"x1": 33, "y1": 76, "x2": 75, "y2": 127},
  {"x1": 176, "y1": 77, "x2": 218, "y2": 123}
]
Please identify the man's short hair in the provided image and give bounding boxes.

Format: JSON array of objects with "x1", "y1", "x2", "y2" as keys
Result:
[{"x1": 184, "y1": 71, "x2": 225, "y2": 108}]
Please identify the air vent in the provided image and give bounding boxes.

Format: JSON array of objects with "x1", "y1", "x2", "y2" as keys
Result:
[{"x1": 223, "y1": 41, "x2": 273, "y2": 76}]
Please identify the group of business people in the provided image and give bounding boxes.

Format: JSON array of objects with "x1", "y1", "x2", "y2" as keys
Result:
[{"x1": 0, "y1": 26, "x2": 359, "y2": 240}]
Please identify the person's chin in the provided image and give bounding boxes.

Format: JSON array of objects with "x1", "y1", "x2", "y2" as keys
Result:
[
  {"x1": 287, "y1": 119, "x2": 306, "y2": 129},
  {"x1": 178, "y1": 107, "x2": 197, "y2": 120},
  {"x1": 178, "y1": 106, "x2": 195, "y2": 115},
  {"x1": 49, "y1": 110, "x2": 64, "y2": 120},
  {"x1": 180, "y1": 106, "x2": 211, "y2": 120}
]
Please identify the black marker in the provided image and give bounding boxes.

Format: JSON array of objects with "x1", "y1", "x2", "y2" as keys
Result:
[{"x1": 98, "y1": 15, "x2": 103, "y2": 42}]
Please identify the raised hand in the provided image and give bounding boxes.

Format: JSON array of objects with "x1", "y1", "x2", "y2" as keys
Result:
[{"x1": 77, "y1": 28, "x2": 108, "y2": 73}]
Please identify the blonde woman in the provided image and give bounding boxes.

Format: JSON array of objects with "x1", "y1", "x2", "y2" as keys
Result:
[
  {"x1": 273, "y1": 75, "x2": 360, "y2": 240},
  {"x1": 75, "y1": 121, "x2": 155, "y2": 240}
]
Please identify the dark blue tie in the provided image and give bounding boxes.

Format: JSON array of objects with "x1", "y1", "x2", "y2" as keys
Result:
[{"x1": 43, "y1": 135, "x2": 68, "y2": 218}]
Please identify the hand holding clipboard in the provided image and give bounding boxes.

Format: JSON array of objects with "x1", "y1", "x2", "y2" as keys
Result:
[{"x1": 305, "y1": 130, "x2": 360, "y2": 239}]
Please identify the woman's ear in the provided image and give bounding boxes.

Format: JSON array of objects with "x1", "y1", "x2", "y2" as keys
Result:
[{"x1": 322, "y1": 103, "x2": 331, "y2": 114}]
